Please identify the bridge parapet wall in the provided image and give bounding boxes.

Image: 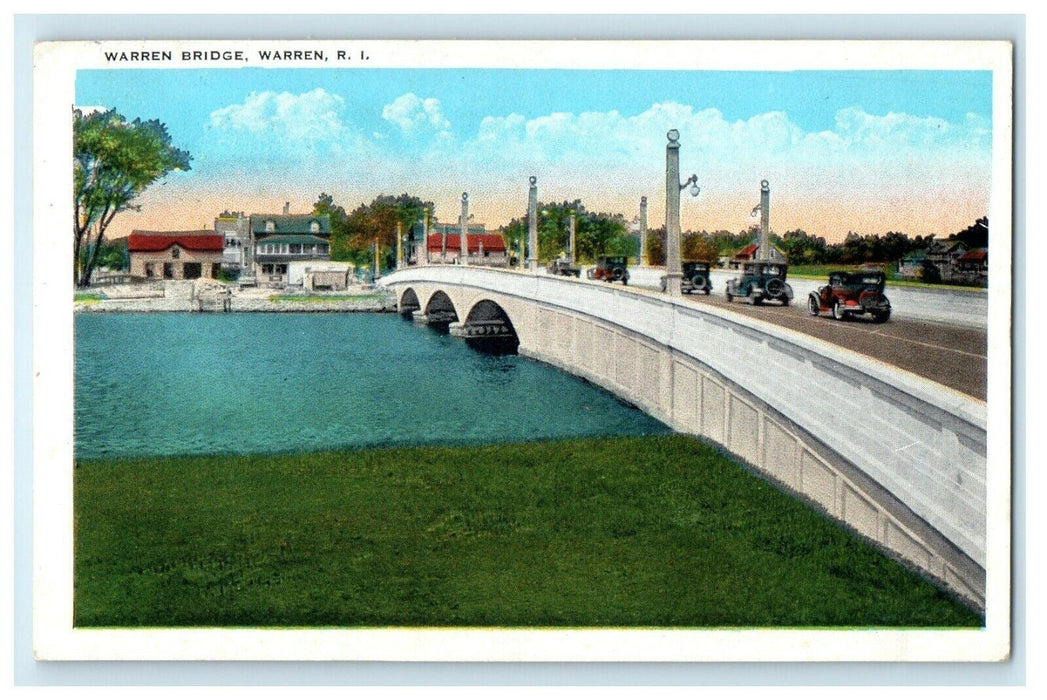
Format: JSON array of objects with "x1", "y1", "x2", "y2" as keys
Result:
[{"x1": 382, "y1": 266, "x2": 988, "y2": 607}]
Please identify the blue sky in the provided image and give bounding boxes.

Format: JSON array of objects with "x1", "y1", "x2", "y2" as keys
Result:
[{"x1": 76, "y1": 67, "x2": 994, "y2": 241}]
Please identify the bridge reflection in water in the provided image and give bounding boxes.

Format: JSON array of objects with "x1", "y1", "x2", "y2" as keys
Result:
[{"x1": 383, "y1": 265, "x2": 991, "y2": 612}]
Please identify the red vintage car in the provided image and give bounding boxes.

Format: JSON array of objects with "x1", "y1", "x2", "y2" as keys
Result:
[{"x1": 808, "y1": 270, "x2": 892, "y2": 323}]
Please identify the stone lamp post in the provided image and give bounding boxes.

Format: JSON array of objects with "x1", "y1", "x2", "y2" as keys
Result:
[
  {"x1": 459, "y1": 192, "x2": 469, "y2": 266},
  {"x1": 639, "y1": 195, "x2": 648, "y2": 266},
  {"x1": 664, "y1": 129, "x2": 700, "y2": 296},
  {"x1": 527, "y1": 176, "x2": 539, "y2": 273}
]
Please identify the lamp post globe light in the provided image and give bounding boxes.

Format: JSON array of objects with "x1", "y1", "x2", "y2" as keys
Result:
[{"x1": 664, "y1": 128, "x2": 700, "y2": 296}]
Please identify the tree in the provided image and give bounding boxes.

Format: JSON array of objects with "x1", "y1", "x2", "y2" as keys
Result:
[
  {"x1": 645, "y1": 227, "x2": 666, "y2": 266},
  {"x1": 314, "y1": 192, "x2": 435, "y2": 272},
  {"x1": 74, "y1": 108, "x2": 191, "y2": 287},
  {"x1": 682, "y1": 232, "x2": 718, "y2": 262}
]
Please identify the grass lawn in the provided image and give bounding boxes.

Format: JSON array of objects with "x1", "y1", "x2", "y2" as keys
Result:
[
  {"x1": 75, "y1": 435, "x2": 981, "y2": 628},
  {"x1": 786, "y1": 264, "x2": 985, "y2": 291},
  {"x1": 73, "y1": 292, "x2": 104, "y2": 304}
]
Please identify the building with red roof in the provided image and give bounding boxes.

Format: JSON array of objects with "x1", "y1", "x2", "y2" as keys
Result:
[
  {"x1": 128, "y1": 230, "x2": 225, "y2": 280},
  {"x1": 426, "y1": 224, "x2": 508, "y2": 266}
]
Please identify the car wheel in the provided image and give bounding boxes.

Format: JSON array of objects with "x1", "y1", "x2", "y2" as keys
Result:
[
  {"x1": 807, "y1": 294, "x2": 820, "y2": 316},
  {"x1": 612, "y1": 267, "x2": 624, "y2": 281},
  {"x1": 873, "y1": 309, "x2": 891, "y2": 323},
  {"x1": 781, "y1": 297, "x2": 790, "y2": 307},
  {"x1": 832, "y1": 300, "x2": 846, "y2": 320},
  {"x1": 660, "y1": 278, "x2": 667, "y2": 292}
]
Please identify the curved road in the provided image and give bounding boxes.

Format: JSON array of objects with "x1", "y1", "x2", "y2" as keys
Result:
[{"x1": 620, "y1": 280, "x2": 987, "y2": 401}]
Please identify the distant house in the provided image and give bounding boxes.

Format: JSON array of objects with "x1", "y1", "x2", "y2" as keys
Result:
[
  {"x1": 426, "y1": 223, "x2": 508, "y2": 266},
  {"x1": 729, "y1": 243, "x2": 786, "y2": 269},
  {"x1": 128, "y1": 230, "x2": 225, "y2": 280},
  {"x1": 215, "y1": 211, "x2": 250, "y2": 277},
  {"x1": 954, "y1": 248, "x2": 988, "y2": 286},
  {"x1": 924, "y1": 238, "x2": 969, "y2": 282},
  {"x1": 250, "y1": 211, "x2": 332, "y2": 287},
  {"x1": 897, "y1": 249, "x2": 928, "y2": 279}
]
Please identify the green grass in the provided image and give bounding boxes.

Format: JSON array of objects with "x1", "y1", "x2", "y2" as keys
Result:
[
  {"x1": 74, "y1": 292, "x2": 104, "y2": 304},
  {"x1": 267, "y1": 294, "x2": 387, "y2": 303},
  {"x1": 787, "y1": 264, "x2": 986, "y2": 291},
  {"x1": 74, "y1": 435, "x2": 981, "y2": 628}
]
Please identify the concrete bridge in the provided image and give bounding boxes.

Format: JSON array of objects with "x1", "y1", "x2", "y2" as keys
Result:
[{"x1": 381, "y1": 265, "x2": 987, "y2": 609}]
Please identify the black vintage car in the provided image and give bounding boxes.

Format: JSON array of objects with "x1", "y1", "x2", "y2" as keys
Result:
[
  {"x1": 725, "y1": 261, "x2": 794, "y2": 306},
  {"x1": 586, "y1": 255, "x2": 630, "y2": 284},
  {"x1": 547, "y1": 257, "x2": 582, "y2": 277},
  {"x1": 661, "y1": 261, "x2": 713, "y2": 295}
]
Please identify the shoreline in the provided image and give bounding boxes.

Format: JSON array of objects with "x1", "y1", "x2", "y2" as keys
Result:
[{"x1": 75, "y1": 280, "x2": 397, "y2": 313}]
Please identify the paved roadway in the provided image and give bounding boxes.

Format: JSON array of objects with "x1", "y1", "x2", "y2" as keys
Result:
[{"x1": 622, "y1": 280, "x2": 988, "y2": 401}]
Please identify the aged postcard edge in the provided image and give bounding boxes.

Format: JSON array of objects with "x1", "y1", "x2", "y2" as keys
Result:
[{"x1": 31, "y1": 38, "x2": 1014, "y2": 663}]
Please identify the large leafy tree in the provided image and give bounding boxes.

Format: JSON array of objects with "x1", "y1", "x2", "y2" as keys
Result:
[
  {"x1": 73, "y1": 108, "x2": 191, "y2": 287},
  {"x1": 314, "y1": 192, "x2": 434, "y2": 273}
]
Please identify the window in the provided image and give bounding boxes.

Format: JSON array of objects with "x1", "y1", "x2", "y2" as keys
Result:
[
  {"x1": 265, "y1": 220, "x2": 275, "y2": 233},
  {"x1": 163, "y1": 263, "x2": 174, "y2": 279},
  {"x1": 171, "y1": 247, "x2": 180, "y2": 259},
  {"x1": 145, "y1": 263, "x2": 155, "y2": 278},
  {"x1": 310, "y1": 220, "x2": 320, "y2": 233}
]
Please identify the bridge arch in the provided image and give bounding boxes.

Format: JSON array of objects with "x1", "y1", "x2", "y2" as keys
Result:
[
  {"x1": 458, "y1": 299, "x2": 520, "y2": 354},
  {"x1": 421, "y1": 290, "x2": 461, "y2": 328},
  {"x1": 397, "y1": 288, "x2": 421, "y2": 317}
]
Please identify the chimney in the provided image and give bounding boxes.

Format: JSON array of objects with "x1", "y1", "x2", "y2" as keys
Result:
[{"x1": 283, "y1": 202, "x2": 290, "y2": 215}]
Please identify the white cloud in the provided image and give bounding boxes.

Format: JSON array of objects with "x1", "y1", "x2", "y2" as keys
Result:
[
  {"x1": 209, "y1": 88, "x2": 348, "y2": 144},
  {"x1": 382, "y1": 93, "x2": 451, "y2": 136}
]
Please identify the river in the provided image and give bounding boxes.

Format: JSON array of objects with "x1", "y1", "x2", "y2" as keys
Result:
[{"x1": 74, "y1": 313, "x2": 671, "y2": 460}]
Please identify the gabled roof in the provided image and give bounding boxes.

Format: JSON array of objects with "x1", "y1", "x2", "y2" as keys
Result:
[
  {"x1": 128, "y1": 231, "x2": 224, "y2": 253},
  {"x1": 734, "y1": 244, "x2": 759, "y2": 259},
  {"x1": 249, "y1": 213, "x2": 331, "y2": 235},
  {"x1": 958, "y1": 248, "x2": 988, "y2": 262},
  {"x1": 427, "y1": 233, "x2": 506, "y2": 253}
]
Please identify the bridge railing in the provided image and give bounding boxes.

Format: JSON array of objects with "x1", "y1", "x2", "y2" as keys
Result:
[{"x1": 381, "y1": 266, "x2": 988, "y2": 576}]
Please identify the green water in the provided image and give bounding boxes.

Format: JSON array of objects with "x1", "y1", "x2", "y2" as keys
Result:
[{"x1": 74, "y1": 313, "x2": 671, "y2": 459}]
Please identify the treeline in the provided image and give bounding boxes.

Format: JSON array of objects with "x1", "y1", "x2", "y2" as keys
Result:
[
  {"x1": 501, "y1": 200, "x2": 635, "y2": 264},
  {"x1": 643, "y1": 224, "x2": 985, "y2": 266}
]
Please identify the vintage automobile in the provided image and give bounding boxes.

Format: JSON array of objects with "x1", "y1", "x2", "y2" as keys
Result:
[
  {"x1": 547, "y1": 257, "x2": 581, "y2": 277},
  {"x1": 808, "y1": 270, "x2": 892, "y2": 322},
  {"x1": 660, "y1": 261, "x2": 714, "y2": 295},
  {"x1": 724, "y1": 261, "x2": 793, "y2": 306},
  {"x1": 586, "y1": 255, "x2": 630, "y2": 284}
]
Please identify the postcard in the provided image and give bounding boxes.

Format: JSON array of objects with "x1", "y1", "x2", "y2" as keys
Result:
[{"x1": 32, "y1": 38, "x2": 1012, "y2": 662}]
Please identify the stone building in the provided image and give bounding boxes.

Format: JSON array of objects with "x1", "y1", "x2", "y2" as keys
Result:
[{"x1": 128, "y1": 230, "x2": 225, "y2": 280}]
